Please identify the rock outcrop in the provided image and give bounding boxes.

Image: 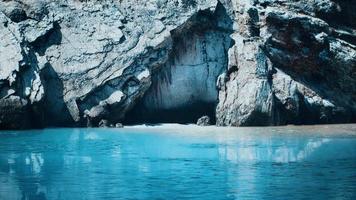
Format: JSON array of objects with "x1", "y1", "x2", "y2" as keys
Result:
[
  {"x1": 216, "y1": 0, "x2": 356, "y2": 126},
  {"x1": 0, "y1": 0, "x2": 355, "y2": 129}
]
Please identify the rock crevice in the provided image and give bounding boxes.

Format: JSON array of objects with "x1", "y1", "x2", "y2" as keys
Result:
[{"x1": 125, "y1": 2, "x2": 233, "y2": 124}]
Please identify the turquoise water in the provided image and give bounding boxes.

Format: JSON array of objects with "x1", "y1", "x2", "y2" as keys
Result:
[{"x1": 0, "y1": 125, "x2": 355, "y2": 200}]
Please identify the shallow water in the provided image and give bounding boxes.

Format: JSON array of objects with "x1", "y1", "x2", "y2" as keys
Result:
[{"x1": 0, "y1": 124, "x2": 355, "y2": 200}]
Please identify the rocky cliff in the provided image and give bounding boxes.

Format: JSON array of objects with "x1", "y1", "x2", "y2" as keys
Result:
[{"x1": 0, "y1": 0, "x2": 355, "y2": 129}]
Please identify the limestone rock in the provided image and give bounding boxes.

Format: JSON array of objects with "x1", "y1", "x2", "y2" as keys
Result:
[
  {"x1": 216, "y1": 0, "x2": 356, "y2": 126},
  {"x1": 115, "y1": 123, "x2": 124, "y2": 128},
  {"x1": 197, "y1": 116, "x2": 211, "y2": 126},
  {"x1": 98, "y1": 119, "x2": 110, "y2": 128}
]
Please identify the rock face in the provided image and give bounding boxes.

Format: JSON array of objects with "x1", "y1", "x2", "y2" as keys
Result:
[
  {"x1": 216, "y1": 0, "x2": 356, "y2": 126},
  {"x1": 0, "y1": 0, "x2": 355, "y2": 129}
]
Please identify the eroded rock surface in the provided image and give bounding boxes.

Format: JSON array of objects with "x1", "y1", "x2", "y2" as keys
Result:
[
  {"x1": 0, "y1": 0, "x2": 355, "y2": 129},
  {"x1": 216, "y1": 0, "x2": 356, "y2": 126}
]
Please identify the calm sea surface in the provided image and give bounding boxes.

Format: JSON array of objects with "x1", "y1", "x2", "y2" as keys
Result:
[{"x1": 0, "y1": 124, "x2": 355, "y2": 200}]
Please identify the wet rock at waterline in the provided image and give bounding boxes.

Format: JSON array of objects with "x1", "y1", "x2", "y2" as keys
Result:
[
  {"x1": 0, "y1": 0, "x2": 355, "y2": 129},
  {"x1": 115, "y1": 123, "x2": 124, "y2": 128},
  {"x1": 197, "y1": 116, "x2": 211, "y2": 126},
  {"x1": 97, "y1": 119, "x2": 123, "y2": 128},
  {"x1": 98, "y1": 119, "x2": 110, "y2": 128}
]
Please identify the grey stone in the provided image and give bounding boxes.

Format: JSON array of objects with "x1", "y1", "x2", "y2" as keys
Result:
[
  {"x1": 216, "y1": 0, "x2": 356, "y2": 126},
  {"x1": 115, "y1": 123, "x2": 124, "y2": 128},
  {"x1": 98, "y1": 119, "x2": 110, "y2": 128},
  {"x1": 197, "y1": 116, "x2": 211, "y2": 126}
]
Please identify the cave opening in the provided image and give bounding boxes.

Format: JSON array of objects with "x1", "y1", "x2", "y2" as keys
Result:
[{"x1": 124, "y1": 2, "x2": 233, "y2": 124}]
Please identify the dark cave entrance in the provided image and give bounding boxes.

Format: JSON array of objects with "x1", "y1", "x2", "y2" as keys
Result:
[
  {"x1": 125, "y1": 101, "x2": 218, "y2": 124},
  {"x1": 124, "y1": 2, "x2": 233, "y2": 124}
]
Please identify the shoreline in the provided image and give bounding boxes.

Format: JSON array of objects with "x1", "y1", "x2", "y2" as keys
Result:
[
  {"x1": 123, "y1": 123, "x2": 356, "y2": 136},
  {"x1": 124, "y1": 123, "x2": 356, "y2": 129},
  {"x1": 1, "y1": 123, "x2": 355, "y2": 137}
]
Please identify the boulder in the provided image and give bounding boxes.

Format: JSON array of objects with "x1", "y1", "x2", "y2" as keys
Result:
[
  {"x1": 115, "y1": 123, "x2": 124, "y2": 128},
  {"x1": 98, "y1": 119, "x2": 110, "y2": 128},
  {"x1": 197, "y1": 116, "x2": 211, "y2": 126}
]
